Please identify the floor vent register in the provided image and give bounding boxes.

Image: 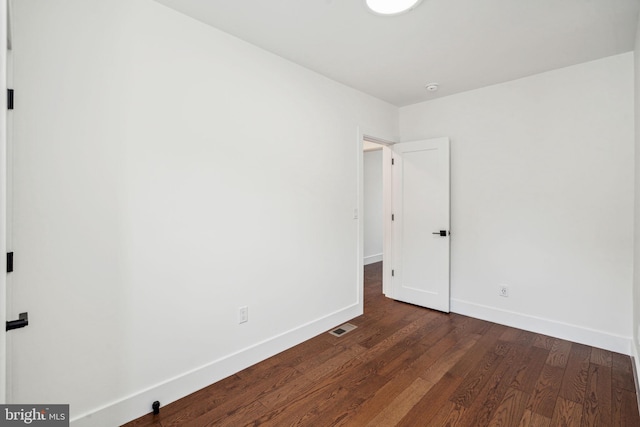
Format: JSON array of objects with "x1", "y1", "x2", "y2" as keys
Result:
[{"x1": 329, "y1": 323, "x2": 358, "y2": 337}]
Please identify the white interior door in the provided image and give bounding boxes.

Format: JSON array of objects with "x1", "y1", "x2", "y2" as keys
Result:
[{"x1": 391, "y1": 137, "x2": 450, "y2": 312}]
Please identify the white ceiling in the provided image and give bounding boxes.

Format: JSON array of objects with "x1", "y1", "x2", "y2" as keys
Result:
[{"x1": 154, "y1": 0, "x2": 640, "y2": 107}]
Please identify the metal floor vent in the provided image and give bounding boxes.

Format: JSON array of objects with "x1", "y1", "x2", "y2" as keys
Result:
[{"x1": 329, "y1": 323, "x2": 357, "y2": 337}]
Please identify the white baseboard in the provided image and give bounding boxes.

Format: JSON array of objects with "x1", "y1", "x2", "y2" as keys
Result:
[
  {"x1": 633, "y1": 341, "x2": 640, "y2": 377},
  {"x1": 631, "y1": 341, "x2": 640, "y2": 414},
  {"x1": 451, "y1": 298, "x2": 632, "y2": 355},
  {"x1": 70, "y1": 303, "x2": 363, "y2": 427},
  {"x1": 364, "y1": 253, "x2": 383, "y2": 265}
]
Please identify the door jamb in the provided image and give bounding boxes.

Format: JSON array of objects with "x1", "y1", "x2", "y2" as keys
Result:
[
  {"x1": 357, "y1": 128, "x2": 396, "y2": 304},
  {"x1": 1, "y1": 0, "x2": 11, "y2": 404}
]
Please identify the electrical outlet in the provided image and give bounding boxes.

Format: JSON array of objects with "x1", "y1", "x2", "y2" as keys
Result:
[
  {"x1": 238, "y1": 306, "x2": 248, "y2": 324},
  {"x1": 499, "y1": 285, "x2": 509, "y2": 297}
]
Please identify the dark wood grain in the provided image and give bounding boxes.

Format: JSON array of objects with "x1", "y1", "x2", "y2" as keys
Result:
[
  {"x1": 487, "y1": 387, "x2": 529, "y2": 427},
  {"x1": 526, "y1": 363, "x2": 565, "y2": 418},
  {"x1": 518, "y1": 409, "x2": 551, "y2": 427},
  {"x1": 123, "y1": 262, "x2": 639, "y2": 427},
  {"x1": 429, "y1": 401, "x2": 467, "y2": 426},
  {"x1": 582, "y1": 362, "x2": 612, "y2": 427},
  {"x1": 450, "y1": 350, "x2": 503, "y2": 407},
  {"x1": 395, "y1": 373, "x2": 464, "y2": 427},
  {"x1": 559, "y1": 343, "x2": 591, "y2": 404},
  {"x1": 590, "y1": 347, "x2": 612, "y2": 367},
  {"x1": 533, "y1": 334, "x2": 557, "y2": 351},
  {"x1": 546, "y1": 338, "x2": 573, "y2": 368},
  {"x1": 551, "y1": 397, "x2": 583, "y2": 427},
  {"x1": 613, "y1": 387, "x2": 640, "y2": 426},
  {"x1": 612, "y1": 352, "x2": 636, "y2": 392},
  {"x1": 511, "y1": 346, "x2": 551, "y2": 394},
  {"x1": 457, "y1": 343, "x2": 530, "y2": 426}
]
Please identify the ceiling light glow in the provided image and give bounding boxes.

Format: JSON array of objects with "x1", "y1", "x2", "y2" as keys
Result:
[{"x1": 365, "y1": 0, "x2": 423, "y2": 16}]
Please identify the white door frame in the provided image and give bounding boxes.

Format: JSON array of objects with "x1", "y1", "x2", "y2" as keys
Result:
[
  {"x1": 357, "y1": 128, "x2": 396, "y2": 303},
  {"x1": 1, "y1": 0, "x2": 11, "y2": 404}
]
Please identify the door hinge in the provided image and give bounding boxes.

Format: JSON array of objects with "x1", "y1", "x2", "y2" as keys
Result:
[
  {"x1": 6, "y1": 252, "x2": 13, "y2": 273},
  {"x1": 391, "y1": 158, "x2": 395, "y2": 165},
  {"x1": 7, "y1": 89, "x2": 14, "y2": 110},
  {"x1": 391, "y1": 214, "x2": 394, "y2": 221},
  {"x1": 392, "y1": 269, "x2": 395, "y2": 277},
  {"x1": 6, "y1": 312, "x2": 28, "y2": 331}
]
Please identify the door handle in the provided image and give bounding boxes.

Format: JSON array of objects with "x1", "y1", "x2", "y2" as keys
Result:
[
  {"x1": 432, "y1": 230, "x2": 448, "y2": 237},
  {"x1": 6, "y1": 312, "x2": 28, "y2": 331}
]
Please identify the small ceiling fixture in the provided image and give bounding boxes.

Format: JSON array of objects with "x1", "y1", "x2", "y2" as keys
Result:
[
  {"x1": 425, "y1": 83, "x2": 439, "y2": 92},
  {"x1": 365, "y1": 0, "x2": 424, "y2": 16}
]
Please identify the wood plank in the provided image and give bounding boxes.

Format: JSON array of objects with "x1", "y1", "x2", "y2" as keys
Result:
[
  {"x1": 300, "y1": 344, "x2": 366, "y2": 381},
  {"x1": 613, "y1": 387, "x2": 640, "y2": 427},
  {"x1": 355, "y1": 313, "x2": 445, "y2": 365},
  {"x1": 256, "y1": 369, "x2": 314, "y2": 409},
  {"x1": 333, "y1": 370, "x2": 420, "y2": 426},
  {"x1": 364, "y1": 377, "x2": 435, "y2": 427},
  {"x1": 180, "y1": 399, "x2": 268, "y2": 427},
  {"x1": 334, "y1": 330, "x2": 463, "y2": 425},
  {"x1": 419, "y1": 333, "x2": 480, "y2": 384},
  {"x1": 280, "y1": 370, "x2": 389, "y2": 427},
  {"x1": 611, "y1": 352, "x2": 636, "y2": 392},
  {"x1": 449, "y1": 351, "x2": 503, "y2": 407},
  {"x1": 235, "y1": 333, "x2": 334, "y2": 379},
  {"x1": 153, "y1": 374, "x2": 245, "y2": 426},
  {"x1": 122, "y1": 414, "x2": 161, "y2": 427},
  {"x1": 356, "y1": 304, "x2": 432, "y2": 349},
  {"x1": 590, "y1": 347, "x2": 612, "y2": 367},
  {"x1": 526, "y1": 363, "x2": 565, "y2": 418},
  {"x1": 511, "y1": 346, "x2": 551, "y2": 394},
  {"x1": 395, "y1": 373, "x2": 464, "y2": 427},
  {"x1": 337, "y1": 322, "x2": 473, "y2": 425},
  {"x1": 533, "y1": 334, "x2": 557, "y2": 350},
  {"x1": 499, "y1": 329, "x2": 537, "y2": 350},
  {"x1": 250, "y1": 368, "x2": 354, "y2": 426},
  {"x1": 451, "y1": 314, "x2": 493, "y2": 336},
  {"x1": 376, "y1": 337, "x2": 448, "y2": 380},
  {"x1": 581, "y1": 362, "x2": 612, "y2": 427},
  {"x1": 160, "y1": 368, "x2": 302, "y2": 426},
  {"x1": 499, "y1": 326, "x2": 524, "y2": 343},
  {"x1": 449, "y1": 323, "x2": 508, "y2": 378},
  {"x1": 428, "y1": 401, "x2": 467, "y2": 426},
  {"x1": 517, "y1": 409, "x2": 551, "y2": 427},
  {"x1": 558, "y1": 343, "x2": 591, "y2": 404},
  {"x1": 456, "y1": 344, "x2": 530, "y2": 426},
  {"x1": 546, "y1": 338, "x2": 573, "y2": 368},
  {"x1": 488, "y1": 388, "x2": 529, "y2": 427},
  {"x1": 550, "y1": 397, "x2": 583, "y2": 427},
  {"x1": 373, "y1": 317, "x2": 455, "y2": 379}
]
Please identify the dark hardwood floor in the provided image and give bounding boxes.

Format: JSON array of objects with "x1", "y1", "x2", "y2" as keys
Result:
[{"x1": 125, "y1": 262, "x2": 640, "y2": 426}]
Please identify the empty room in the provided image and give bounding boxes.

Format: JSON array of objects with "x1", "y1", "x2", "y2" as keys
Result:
[{"x1": 2, "y1": 0, "x2": 640, "y2": 426}]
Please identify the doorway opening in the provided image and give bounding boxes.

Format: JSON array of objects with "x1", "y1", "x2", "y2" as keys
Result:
[
  {"x1": 363, "y1": 140, "x2": 384, "y2": 268},
  {"x1": 358, "y1": 133, "x2": 394, "y2": 305},
  {"x1": 358, "y1": 133, "x2": 451, "y2": 314}
]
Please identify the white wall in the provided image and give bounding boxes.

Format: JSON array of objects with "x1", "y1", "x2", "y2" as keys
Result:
[
  {"x1": 401, "y1": 53, "x2": 635, "y2": 353},
  {"x1": 10, "y1": 0, "x2": 398, "y2": 425},
  {"x1": 363, "y1": 149, "x2": 383, "y2": 264}
]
